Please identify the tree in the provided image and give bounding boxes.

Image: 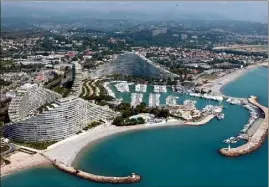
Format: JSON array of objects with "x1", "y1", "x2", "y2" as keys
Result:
[
  {"x1": 122, "y1": 110, "x2": 132, "y2": 118},
  {"x1": 112, "y1": 116, "x2": 124, "y2": 126},
  {"x1": 78, "y1": 54, "x2": 84, "y2": 60},
  {"x1": 135, "y1": 102, "x2": 146, "y2": 113},
  {"x1": 42, "y1": 52, "x2": 50, "y2": 56},
  {"x1": 137, "y1": 117, "x2": 145, "y2": 124},
  {"x1": 72, "y1": 57, "x2": 78, "y2": 61}
]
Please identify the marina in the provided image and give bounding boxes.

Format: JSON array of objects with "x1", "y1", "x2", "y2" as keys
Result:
[
  {"x1": 201, "y1": 105, "x2": 223, "y2": 114},
  {"x1": 105, "y1": 82, "x2": 230, "y2": 108},
  {"x1": 131, "y1": 93, "x2": 143, "y2": 107},
  {"x1": 188, "y1": 92, "x2": 223, "y2": 101},
  {"x1": 165, "y1": 95, "x2": 178, "y2": 106},
  {"x1": 114, "y1": 82, "x2": 130, "y2": 92},
  {"x1": 226, "y1": 98, "x2": 242, "y2": 105},
  {"x1": 135, "y1": 84, "x2": 147, "y2": 92},
  {"x1": 240, "y1": 103, "x2": 259, "y2": 133},
  {"x1": 220, "y1": 96, "x2": 268, "y2": 157},
  {"x1": 153, "y1": 85, "x2": 167, "y2": 93},
  {"x1": 149, "y1": 93, "x2": 160, "y2": 107}
]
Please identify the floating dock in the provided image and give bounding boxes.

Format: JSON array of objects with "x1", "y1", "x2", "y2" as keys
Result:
[
  {"x1": 153, "y1": 85, "x2": 167, "y2": 93},
  {"x1": 166, "y1": 96, "x2": 178, "y2": 106},
  {"x1": 135, "y1": 84, "x2": 147, "y2": 92},
  {"x1": 115, "y1": 82, "x2": 130, "y2": 92},
  {"x1": 149, "y1": 93, "x2": 160, "y2": 107},
  {"x1": 131, "y1": 93, "x2": 143, "y2": 107}
]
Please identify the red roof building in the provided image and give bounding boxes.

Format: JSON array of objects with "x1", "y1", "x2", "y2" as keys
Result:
[{"x1": 66, "y1": 51, "x2": 75, "y2": 57}]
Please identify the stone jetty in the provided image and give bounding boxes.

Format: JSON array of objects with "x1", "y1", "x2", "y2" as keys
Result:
[
  {"x1": 51, "y1": 160, "x2": 141, "y2": 184},
  {"x1": 220, "y1": 96, "x2": 268, "y2": 157}
]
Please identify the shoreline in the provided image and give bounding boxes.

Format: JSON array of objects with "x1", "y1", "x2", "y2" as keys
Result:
[
  {"x1": 1, "y1": 152, "x2": 51, "y2": 177},
  {"x1": 202, "y1": 63, "x2": 267, "y2": 96},
  {"x1": 43, "y1": 115, "x2": 214, "y2": 169},
  {"x1": 2, "y1": 63, "x2": 267, "y2": 178}
]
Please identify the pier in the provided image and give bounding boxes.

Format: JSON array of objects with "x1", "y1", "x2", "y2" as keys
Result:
[
  {"x1": 153, "y1": 85, "x2": 167, "y2": 93},
  {"x1": 135, "y1": 84, "x2": 147, "y2": 92},
  {"x1": 149, "y1": 93, "x2": 160, "y2": 107},
  {"x1": 189, "y1": 92, "x2": 224, "y2": 101},
  {"x1": 220, "y1": 96, "x2": 268, "y2": 157},
  {"x1": 46, "y1": 157, "x2": 141, "y2": 184},
  {"x1": 115, "y1": 82, "x2": 130, "y2": 92},
  {"x1": 166, "y1": 96, "x2": 178, "y2": 106},
  {"x1": 131, "y1": 93, "x2": 143, "y2": 107}
]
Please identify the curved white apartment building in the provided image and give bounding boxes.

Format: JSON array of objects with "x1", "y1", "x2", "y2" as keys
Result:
[
  {"x1": 8, "y1": 83, "x2": 62, "y2": 122},
  {"x1": 5, "y1": 83, "x2": 116, "y2": 142},
  {"x1": 4, "y1": 96, "x2": 116, "y2": 142}
]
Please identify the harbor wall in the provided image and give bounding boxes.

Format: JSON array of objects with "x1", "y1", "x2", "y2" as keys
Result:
[
  {"x1": 40, "y1": 153, "x2": 141, "y2": 184},
  {"x1": 51, "y1": 160, "x2": 141, "y2": 184},
  {"x1": 219, "y1": 96, "x2": 268, "y2": 157}
]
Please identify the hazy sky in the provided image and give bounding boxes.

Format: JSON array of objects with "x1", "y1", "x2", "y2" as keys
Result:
[{"x1": 2, "y1": 1, "x2": 268, "y2": 23}]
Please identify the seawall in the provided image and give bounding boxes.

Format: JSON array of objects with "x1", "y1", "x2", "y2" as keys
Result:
[
  {"x1": 219, "y1": 96, "x2": 268, "y2": 157},
  {"x1": 50, "y1": 159, "x2": 141, "y2": 184}
]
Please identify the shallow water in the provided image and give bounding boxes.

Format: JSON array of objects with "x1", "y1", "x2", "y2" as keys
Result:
[
  {"x1": 222, "y1": 67, "x2": 268, "y2": 106},
  {"x1": 2, "y1": 67, "x2": 268, "y2": 187}
]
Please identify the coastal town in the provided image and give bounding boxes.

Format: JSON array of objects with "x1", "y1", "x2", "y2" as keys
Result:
[{"x1": 0, "y1": 2, "x2": 268, "y2": 186}]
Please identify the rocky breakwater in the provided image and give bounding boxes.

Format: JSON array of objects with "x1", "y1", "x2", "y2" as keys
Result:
[
  {"x1": 220, "y1": 96, "x2": 268, "y2": 157},
  {"x1": 50, "y1": 159, "x2": 141, "y2": 184}
]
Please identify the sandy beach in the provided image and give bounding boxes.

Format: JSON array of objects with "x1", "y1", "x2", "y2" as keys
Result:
[
  {"x1": 1, "y1": 152, "x2": 51, "y2": 177},
  {"x1": 1, "y1": 104, "x2": 216, "y2": 177},
  {"x1": 202, "y1": 62, "x2": 267, "y2": 96},
  {"x1": 44, "y1": 115, "x2": 215, "y2": 167},
  {"x1": 44, "y1": 123, "x2": 183, "y2": 167}
]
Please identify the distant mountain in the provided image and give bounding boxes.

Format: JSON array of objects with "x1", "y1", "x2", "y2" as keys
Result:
[
  {"x1": 2, "y1": 1, "x2": 267, "y2": 23},
  {"x1": 0, "y1": 1, "x2": 242, "y2": 22}
]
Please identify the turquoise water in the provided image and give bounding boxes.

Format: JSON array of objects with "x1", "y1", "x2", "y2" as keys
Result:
[
  {"x1": 222, "y1": 67, "x2": 268, "y2": 107},
  {"x1": 2, "y1": 68, "x2": 268, "y2": 187}
]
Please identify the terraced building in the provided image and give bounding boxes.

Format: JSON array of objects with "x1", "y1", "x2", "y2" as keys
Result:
[
  {"x1": 5, "y1": 84, "x2": 117, "y2": 142},
  {"x1": 8, "y1": 83, "x2": 62, "y2": 122},
  {"x1": 89, "y1": 52, "x2": 176, "y2": 79}
]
